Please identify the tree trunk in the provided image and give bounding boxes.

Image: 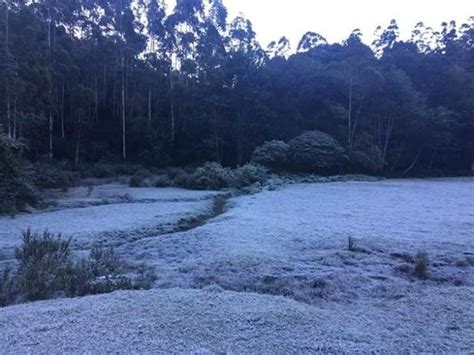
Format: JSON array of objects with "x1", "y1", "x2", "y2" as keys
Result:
[
  {"x1": 382, "y1": 114, "x2": 394, "y2": 166},
  {"x1": 121, "y1": 56, "x2": 126, "y2": 160},
  {"x1": 213, "y1": 106, "x2": 220, "y2": 164},
  {"x1": 403, "y1": 149, "x2": 422, "y2": 176},
  {"x1": 61, "y1": 83, "x2": 65, "y2": 138},
  {"x1": 75, "y1": 113, "x2": 82, "y2": 165},
  {"x1": 4, "y1": 0, "x2": 11, "y2": 138},
  {"x1": 147, "y1": 85, "x2": 152, "y2": 135},
  {"x1": 49, "y1": 113, "x2": 54, "y2": 160},
  {"x1": 347, "y1": 76, "x2": 353, "y2": 150},
  {"x1": 12, "y1": 98, "x2": 17, "y2": 139},
  {"x1": 170, "y1": 69, "x2": 175, "y2": 142},
  {"x1": 6, "y1": 97, "x2": 11, "y2": 138}
]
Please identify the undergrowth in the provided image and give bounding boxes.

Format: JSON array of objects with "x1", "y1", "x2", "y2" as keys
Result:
[{"x1": 0, "y1": 230, "x2": 156, "y2": 307}]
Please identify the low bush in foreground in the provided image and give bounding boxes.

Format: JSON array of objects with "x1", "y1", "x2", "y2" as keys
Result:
[
  {"x1": 0, "y1": 230, "x2": 155, "y2": 306},
  {"x1": 347, "y1": 236, "x2": 358, "y2": 252},
  {"x1": 413, "y1": 251, "x2": 429, "y2": 279}
]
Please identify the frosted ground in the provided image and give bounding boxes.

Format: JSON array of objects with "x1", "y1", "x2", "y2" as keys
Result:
[{"x1": 0, "y1": 178, "x2": 473, "y2": 352}]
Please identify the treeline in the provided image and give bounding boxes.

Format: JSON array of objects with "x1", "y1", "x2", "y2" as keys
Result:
[{"x1": 0, "y1": 1, "x2": 473, "y2": 175}]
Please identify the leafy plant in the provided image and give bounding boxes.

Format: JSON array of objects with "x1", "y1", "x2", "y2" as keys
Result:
[
  {"x1": 0, "y1": 267, "x2": 17, "y2": 307},
  {"x1": 9, "y1": 230, "x2": 156, "y2": 305},
  {"x1": 413, "y1": 251, "x2": 429, "y2": 279},
  {"x1": 252, "y1": 140, "x2": 290, "y2": 171},
  {"x1": 348, "y1": 236, "x2": 357, "y2": 252},
  {"x1": 288, "y1": 131, "x2": 346, "y2": 174},
  {"x1": 0, "y1": 133, "x2": 37, "y2": 215}
]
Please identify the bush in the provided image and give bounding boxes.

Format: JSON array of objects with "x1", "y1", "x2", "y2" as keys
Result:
[
  {"x1": 15, "y1": 230, "x2": 73, "y2": 301},
  {"x1": 348, "y1": 145, "x2": 384, "y2": 174},
  {"x1": 33, "y1": 161, "x2": 79, "y2": 190},
  {"x1": 181, "y1": 162, "x2": 232, "y2": 190},
  {"x1": 82, "y1": 163, "x2": 117, "y2": 178},
  {"x1": 347, "y1": 236, "x2": 357, "y2": 252},
  {"x1": 251, "y1": 140, "x2": 290, "y2": 171},
  {"x1": 9, "y1": 230, "x2": 156, "y2": 305},
  {"x1": 81, "y1": 163, "x2": 143, "y2": 179},
  {"x1": 129, "y1": 169, "x2": 151, "y2": 188},
  {"x1": 0, "y1": 133, "x2": 37, "y2": 215},
  {"x1": 231, "y1": 164, "x2": 268, "y2": 188},
  {"x1": 0, "y1": 268, "x2": 17, "y2": 307},
  {"x1": 155, "y1": 175, "x2": 173, "y2": 188},
  {"x1": 413, "y1": 251, "x2": 429, "y2": 279},
  {"x1": 288, "y1": 131, "x2": 345, "y2": 174}
]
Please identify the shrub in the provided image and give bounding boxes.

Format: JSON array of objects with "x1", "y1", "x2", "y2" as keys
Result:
[
  {"x1": 33, "y1": 161, "x2": 79, "y2": 190},
  {"x1": 83, "y1": 163, "x2": 117, "y2": 178},
  {"x1": 12, "y1": 230, "x2": 155, "y2": 304},
  {"x1": 413, "y1": 251, "x2": 429, "y2": 279},
  {"x1": 348, "y1": 145, "x2": 384, "y2": 174},
  {"x1": 129, "y1": 169, "x2": 152, "y2": 188},
  {"x1": 0, "y1": 133, "x2": 37, "y2": 214},
  {"x1": 15, "y1": 230, "x2": 73, "y2": 301},
  {"x1": 172, "y1": 163, "x2": 268, "y2": 191},
  {"x1": 155, "y1": 175, "x2": 173, "y2": 188},
  {"x1": 288, "y1": 131, "x2": 345, "y2": 174},
  {"x1": 251, "y1": 140, "x2": 290, "y2": 171},
  {"x1": 183, "y1": 162, "x2": 232, "y2": 190},
  {"x1": 347, "y1": 236, "x2": 357, "y2": 252},
  {"x1": 231, "y1": 164, "x2": 268, "y2": 188},
  {"x1": 0, "y1": 268, "x2": 17, "y2": 307},
  {"x1": 81, "y1": 163, "x2": 143, "y2": 178}
]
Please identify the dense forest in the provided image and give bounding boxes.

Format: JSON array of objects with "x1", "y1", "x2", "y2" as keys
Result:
[{"x1": 0, "y1": 0, "x2": 473, "y2": 175}]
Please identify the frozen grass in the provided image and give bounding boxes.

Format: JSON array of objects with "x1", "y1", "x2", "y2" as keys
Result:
[
  {"x1": 121, "y1": 178, "x2": 473, "y2": 301},
  {"x1": 0, "y1": 185, "x2": 220, "y2": 256},
  {"x1": 0, "y1": 287, "x2": 472, "y2": 353},
  {"x1": 0, "y1": 178, "x2": 473, "y2": 352}
]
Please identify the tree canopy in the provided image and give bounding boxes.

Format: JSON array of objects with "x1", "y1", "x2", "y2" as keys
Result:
[{"x1": 0, "y1": 1, "x2": 472, "y2": 175}]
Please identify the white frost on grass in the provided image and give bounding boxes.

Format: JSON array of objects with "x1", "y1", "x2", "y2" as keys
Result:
[
  {"x1": 0, "y1": 287, "x2": 472, "y2": 353},
  {"x1": 43, "y1": 184, "x2": 220, "y2": 209},
  {"x1": 122, "y1": 178, "x2": 474, "y2": 301},
  {"x1": 0, "y1": 185, "x2": 219, "y2": 255},
  {"x1": 0, "y1": 178, "x2": 473, "y2": 352}
]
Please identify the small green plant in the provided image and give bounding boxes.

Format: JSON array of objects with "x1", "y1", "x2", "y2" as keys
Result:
[
  {"x1": 348, "y1": 236, "x2": 357, "y2": 252},
  {"x1": 129, "y1": 169, "x2": 151, "y2": 187},
  {"x1": 15, "y1": 229, "x2": 73, "y2": 301},
  {"x1": 6, "y1": 230, "x2": 156, "y2": 306},
  {"x1": 0, "y1": 267, "x2": 17, "y2": 307},
  {"x1": 413, "y1": 251, "x2": 429, "y2": 279}
]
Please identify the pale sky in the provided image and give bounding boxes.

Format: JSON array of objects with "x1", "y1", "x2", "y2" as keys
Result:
[{"x1": 167, "y1": 0, "x2": 474, "y2": 49}]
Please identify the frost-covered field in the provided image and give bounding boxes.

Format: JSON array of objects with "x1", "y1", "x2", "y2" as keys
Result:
[
  {"x1": 0, "y1": 185, "x2": 219, "y2": 256},
  {"x1": 0, "y1": 178, "x2": 473, "y2": 352}
]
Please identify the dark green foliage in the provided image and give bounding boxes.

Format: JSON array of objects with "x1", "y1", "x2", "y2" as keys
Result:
[
  {"x1": 15, "y1": 230, "x2": 73, "y2": 301},
  {"x1": 348, "y1": 236, "x2": 357, "y2": 252},
  {"x1": 128, "y1": 169, "x2": 152, "y2": 188},
  {"x1": 81, "y1": 164, "x2": 143, "y2": 178},
  {"x1": 0, "y1": 133, "x2": 37, "y2": 215},
  {"x1": 181, "y1": 162, "x2": 232, "y2": 190},
  {"x1": 348, "y1": 146, "x2": 384, "y2": 174},
  {"x1": 251, "y1": 140, "x2": 290, "y2": 171},
  {"x1": 231, "y1": 164, "x2": 268, "y2": 188},
  {"x1": 0, "y1": 267, "x2": 17, "y2": 307},
  {"x1": 288, "y1": 131, "x2": 346, "y2": 174},
  {"x1": 33, "y1": 162, "x2": 79, "y2": 190},
  {"x1": 173, "y1": 162, "x2": 268, "y2": 190},
  {"x1": 8, "y1": 230, "x2": 156, "y2": 305},
  {"x1": 0, "y1": 2, "x2": 472, "y2": 175},
  {"x1": 413, "y1": 251, "x2": 429, "y2": 279}
]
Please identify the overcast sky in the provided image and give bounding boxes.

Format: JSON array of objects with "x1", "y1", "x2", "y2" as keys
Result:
[{"x1": 167, "y1": 0, "x2": 473, "y2": 49}]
